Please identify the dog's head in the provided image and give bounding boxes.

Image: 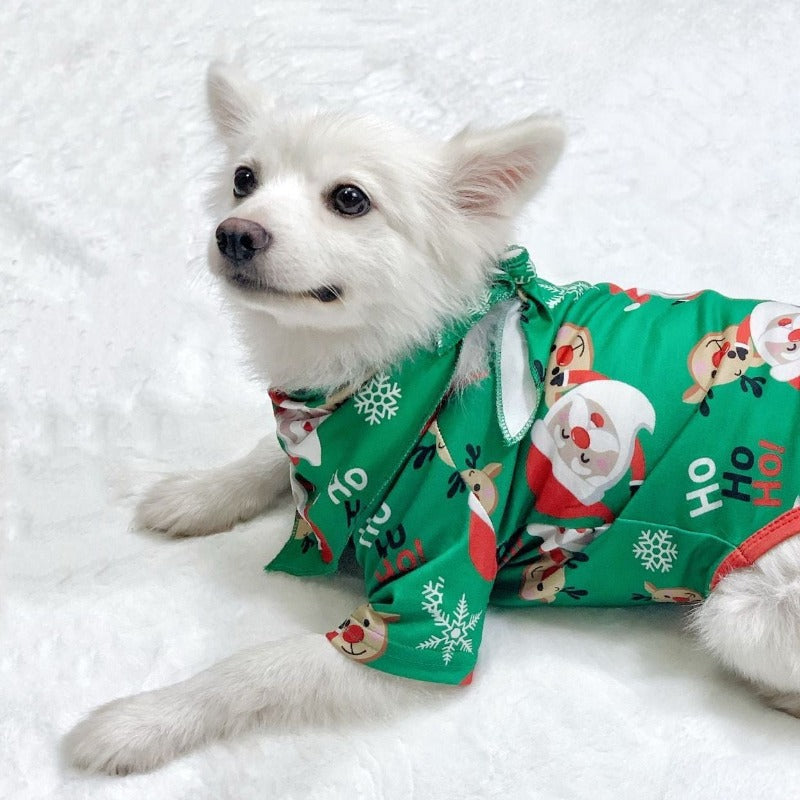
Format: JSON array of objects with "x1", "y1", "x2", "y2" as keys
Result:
[{"x1": 205, "y1": 63, "x2": 564, "y2": 387}]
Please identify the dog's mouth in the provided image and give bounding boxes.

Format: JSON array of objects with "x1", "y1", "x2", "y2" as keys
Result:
[{"x1": 227, "y1": 272, "x2": 343, "y2": 303}]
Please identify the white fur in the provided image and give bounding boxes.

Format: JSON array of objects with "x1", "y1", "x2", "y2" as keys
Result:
[
  {"x1": 135, "y1": 436, "x2": 289, "y2": 537},
  {"x1": 691, "y1": 535, "x2": 800, "y2": 715},
  {"x1": 205, "y1": 61, "x2": 564, "y2": 392},
  {"x1": 64, "y1": 62, "x2": 800, "y2": 775},
  {"x1": 64, "y1": 635, "x2": 452, "y2": 774}
]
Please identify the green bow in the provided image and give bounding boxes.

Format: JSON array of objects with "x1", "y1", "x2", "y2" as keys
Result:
[{"x1": 436, "y1": 246, "x2": 537, "y2": 352}]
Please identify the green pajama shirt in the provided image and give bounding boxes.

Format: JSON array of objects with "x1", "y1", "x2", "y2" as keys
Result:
[{"x1": 266, "y1": 248, "x2": 800, "y2": 685}]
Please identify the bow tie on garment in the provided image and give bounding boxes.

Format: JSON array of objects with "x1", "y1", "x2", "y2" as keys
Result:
[
  {"x1": 435, "y1": 245, "x2": 540, "y2": 354},
  {"x1": 437, "y1": 246, "x2": 546, "y2": 446}
]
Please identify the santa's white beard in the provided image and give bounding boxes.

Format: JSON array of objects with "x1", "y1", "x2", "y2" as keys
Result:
[
  {"x1": 768, "y1": 359, "x2": 800, "y2": 382},
  {"x1": 547, "y1": 439, "x2": 611, "y2": 504},
  {"x1": 759, "y1": 332, "x2": 800, "y2": 381}
]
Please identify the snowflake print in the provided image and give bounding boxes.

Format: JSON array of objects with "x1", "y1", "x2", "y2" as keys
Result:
[
  {"x1": 416, "y1": 577, "x2": 483, "y2": 665},
  {"x1": 353, "y1": 373, "x2": 402, "y2": 426},
  {"x1": 633, "y1": 529, "x2": 679, "y2": 573}
]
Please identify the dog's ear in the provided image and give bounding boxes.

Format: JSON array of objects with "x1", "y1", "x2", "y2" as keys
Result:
[
  {"x1": 446, "y1": 115, "x2": 565, "y2": 218},
  {"x1": 206, "y1": 61, "x2": 266, "y2": 142}
]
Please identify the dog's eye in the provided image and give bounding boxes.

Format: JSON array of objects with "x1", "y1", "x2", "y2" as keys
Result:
[
  {"x1": 362, "y1": 619, "x2": 370, "y2": 627},
  {"x1": 233, "y1": 166, "x2": 257, "y2": 198},
  {"x1": 330, "y1": 184, "x2": 371, "y2": 217}
]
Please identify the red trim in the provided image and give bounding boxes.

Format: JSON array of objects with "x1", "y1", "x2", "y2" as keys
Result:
[{"x1": 711, "y1": 507, "x2": 800, "y2": 589}]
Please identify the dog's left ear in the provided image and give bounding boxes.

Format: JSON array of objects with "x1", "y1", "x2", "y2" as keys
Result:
[
  {"x1": 206, "y1": 61, "x2": 269, "y2": 142},
  {"x1": 446, "y1": 115, "x2": 565, "y2": 218}
]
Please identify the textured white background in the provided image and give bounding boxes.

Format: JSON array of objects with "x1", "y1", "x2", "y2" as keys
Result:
[{"x1": 3, "y1": 1, "x2": 800, "y2": 798}]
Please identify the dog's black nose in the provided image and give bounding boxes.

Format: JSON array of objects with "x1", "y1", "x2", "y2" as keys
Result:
[{"x1": 215, "y1": 218, "x2": 270, "y2": 262}]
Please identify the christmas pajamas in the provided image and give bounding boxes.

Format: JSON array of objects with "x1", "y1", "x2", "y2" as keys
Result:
[{"x1": 267, "y1": 249, "x2": 800, "y2": 685}]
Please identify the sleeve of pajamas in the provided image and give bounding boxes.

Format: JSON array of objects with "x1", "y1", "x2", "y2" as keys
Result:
[{"x1": 325, "y1": 438, "x2": 495, "y2": 686}]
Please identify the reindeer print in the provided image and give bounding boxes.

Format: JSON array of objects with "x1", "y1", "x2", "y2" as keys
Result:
[
  {"x1": 683, "y1": 321, "x2": 765, "y2": 415},
  {"x1": 544, "y1": 323, "x2": 596, "y2": 406},
  {"x1": 631, "y1": 582, "x2": 703, "y2": 603},
  {"x1": 519, "y1": 551, "x2": 589, "y2": 603},
  {"x1": 326, "y1": 604, "x2": 401, "y2": 663}
]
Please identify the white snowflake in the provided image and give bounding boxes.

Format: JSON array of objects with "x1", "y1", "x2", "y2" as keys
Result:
[
  {"x1": 352, "y1": 372, "x2": 402, "y2": 426},
  {"x1": 633, "y1": 529, "x2": 679, "y2": 573},
  {"x1": 416, "y1": 577, "x2": 483, "y2": 665}
]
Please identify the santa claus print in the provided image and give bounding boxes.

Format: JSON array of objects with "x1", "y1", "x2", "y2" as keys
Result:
[
  {"x1": 526, "y1": 522, "x2": 609, "y2": 557},
  {"x1": 750, "y1": 301, "x2": 800, "y2": 389},
  {"x1": 270, "y1": 386, "x2": 352, "y2": 466},
  {"x1": 270, "y1": 391, "x2": 330, "y2": 467},
  {"x1": 527, "y1": 380, "x2": 656, "y2": 523}
]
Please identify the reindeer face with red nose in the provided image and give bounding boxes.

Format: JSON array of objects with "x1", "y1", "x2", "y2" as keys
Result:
[
  {"x1": 683, "y1": 323, "x2": 764, "y2": 405},
  {"x1": 326, "y1": 604, "x2": 401, "y2": 663},
  {"x1": 544, "y1": 323, "x2": 594, "y2": 406},
  {"x1": 643, "y1": 582, "x2": 703, "y2": 604},
  {"x1": 519, "y1": 558, "x2": 565, "y2": 603}
]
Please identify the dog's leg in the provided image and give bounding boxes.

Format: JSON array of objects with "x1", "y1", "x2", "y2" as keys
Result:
[
  {"x1": 135, "y1": 435, "x2": 289, "y2": 536},
  {"x1": 64, "y1": 634, "x2": 447, "y2": 774},
  {"x1": 692, "y1": 534, "x2": 800, "y2": 714}
]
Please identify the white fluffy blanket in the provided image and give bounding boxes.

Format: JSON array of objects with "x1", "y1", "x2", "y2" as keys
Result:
[{"x1": 4, "y1": 2, "x2": 800, "y2": 798}]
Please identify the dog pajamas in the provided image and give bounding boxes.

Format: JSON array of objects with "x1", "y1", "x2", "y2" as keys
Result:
[{"x1": 266, "y1": 248, "x2": 800, "y2": 685}]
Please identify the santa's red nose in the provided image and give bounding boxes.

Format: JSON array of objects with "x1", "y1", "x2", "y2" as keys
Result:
[
  {"x1": 342, "y1": 625, "x2": 364, "y2": 644},
  {"x1": 555, "y1": 345, "x2": 574, "y2": 367},
  {"x1": 789, "y1": 329, "x2": 800, "y2": 342},
  {"x1": 571, "y1": 426, "x2": 591, "y2": 449}
]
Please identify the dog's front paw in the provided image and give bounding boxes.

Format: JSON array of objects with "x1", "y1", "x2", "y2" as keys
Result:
[
  {"x1": 64, "y1": 692, "x2": 182, "y2": 775},
  {"x1": 135, "y1": 472, "x2": 234, "y2": 537}
]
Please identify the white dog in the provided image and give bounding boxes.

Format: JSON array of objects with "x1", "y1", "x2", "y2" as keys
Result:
[{"x1": 65, "y1": 63, "x2": 800, "y2": 774}]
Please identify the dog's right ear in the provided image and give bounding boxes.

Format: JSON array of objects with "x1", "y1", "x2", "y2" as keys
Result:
[
  {"x1": 445, "y1": 115, "x2": 566, "y2": 219},
  {"x1": 206, "y1": 62, "x2": 266, "y2": 142}
]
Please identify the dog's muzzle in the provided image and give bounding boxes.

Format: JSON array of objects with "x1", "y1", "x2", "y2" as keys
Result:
[
  {"x1": 216, "y1": 217, "x2": 270, "y2": 262},
  {"x1": 215, "y1": 217, "x2": 271, "y2": 289}
]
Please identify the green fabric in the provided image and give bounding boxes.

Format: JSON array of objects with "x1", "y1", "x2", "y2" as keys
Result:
[{"x1": 267, "y1": 249, "x2": 800, "y2": 685}]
